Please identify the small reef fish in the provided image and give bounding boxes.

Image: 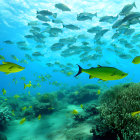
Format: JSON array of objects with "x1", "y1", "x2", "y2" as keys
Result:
[
  {"x1": 11, "y1": 110, "x2": 15, "y2": 116},
  {"x1": 37, "y1": 83, "x2": 41, "y2": 87},
  {"x1": 14, "y1": 95, "x2": 20, "y2": 99},
  {"x1": 72, "y1": 109, "x2": 78, "y2": 115},
  {"x1": 97, "y1": 90, "x2": 101, "y2": 95},
  {"x1": 0, "y1": 62, "x2": 24, "y2": 74},
  {"x1": 24, "y1": 81, "x2": 32, "y2": 89},
  {"x1": 119, "y1": 2, "x2": 136, "y2": 16},
  {"x1": 131, "y1": 111, "x2": 140, "y2": 117},
  {"x1": 36, "y1": 92, "x2": 40, "y2": 96},
  {"x1": 74, "y1": 91, "x2": 79, "y2": 95},
  {"x1": 66, "y1": 72, "x2": 73, "y2": 76},
  {"x1": 132, "y1": 56, "x2": 140, "y2": 64},
  {"x1": 11, "y1": 55, "x2": 18, "y2": 62},
  {"x1": 77, "y1": 12, "x2": 97, "y2": 21},
  {"x1": 4, "y1": 40, "x2": 14, "y2": 44},
  {"x1": 48, "y1": 107, "x2": 55, "y2": 110},
  {"x1": 29, "y1": 106, "x2": 32, "y2": 109},
  {"x1": 20, "y1": 77, "x2": 26, "y2": 81},
  {"x1": 28, "y1": 91, "x2": 30, "y2": 95},
  {"x1": 0, "y1": 55, "x2": 5, "y2": 61},
  {"x1": 80, "y1": 104, "x2": 84, "y2": 109},
  {"x1": 20, "y1": 118, "x2": 26, "y2": 125},
  {"x1": 74, "y1": 65, "x2": 128, "y2": 81},
  {"x1": 13, "y1": 78, "x2": 18, "y2": 85},
  {"x1": 2, "y1": 88, "x2": 6, "y2": 95},
  {"x1": 55, "y1": 3, "x2": 71, "y2": 11},
  {"x1": 38, "y1": 114, "x2": 41, "y2": 120},
  {"x1": 22, "y1": 106, "x2": 27, "y2": 111}
]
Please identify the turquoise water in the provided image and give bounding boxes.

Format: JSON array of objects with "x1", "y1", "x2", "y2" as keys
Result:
[{"x1": 0, "y1": 0, "x2": 140, "y2": 140}]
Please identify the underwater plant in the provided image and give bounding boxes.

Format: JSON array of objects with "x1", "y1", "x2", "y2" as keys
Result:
[{"x1": 91, "y1": 83, "x2": 140, "y2": 140}]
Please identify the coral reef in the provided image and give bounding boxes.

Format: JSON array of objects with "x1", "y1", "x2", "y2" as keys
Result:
[
  {"x1": 73, "y1": 103, "x2": 99, "y2": 123},
  {"x1": 91, "y1": 83, "x2": 140, "y2": 140},
  {"x1": 0, "y1": 103, "x2": 12, "y2": 131},
  {"x1": 68, "y1": 84, "x2": 100, "y2": 104},
  {"x1": 0, "y1": 133, "x2": 7, "y2": 140}
]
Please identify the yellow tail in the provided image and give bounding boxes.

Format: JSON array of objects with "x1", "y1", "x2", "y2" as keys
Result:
[{"x1": 24, "y1": 83, "x2": 26, "y2": 89}]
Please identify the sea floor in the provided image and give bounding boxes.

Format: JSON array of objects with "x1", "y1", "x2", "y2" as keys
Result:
[{"x1": 5, "y1": 104, "x2": 93, "y2": 140}]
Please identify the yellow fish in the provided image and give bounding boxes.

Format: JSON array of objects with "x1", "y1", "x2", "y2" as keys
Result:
[
  {"x1": 97, "y1": 90, "x2": 101, "y2": 95},
  {"x1": 28, "y1": 91, "x2": 30, "y2": 95},
  {"x1": 0, "y1": 62, "x2": 24, "y2": 74},
  {"x1": 24, "y1": 81, "x2": 32, "y2": 89},
  {"x1": 20, "y1": 77, "x2": 26, "y2": 81},
  {"x1": 15, "y1": 80, "x2": 18, "y2": 85},
  {"x1": 131, "y1": 111, "x2": 140, "y2": 117},
  {"x1": 37, "y1": 92, "x2": 40, "y2": 96},
  {"x1": 14, "y1": 95, "x2": 20, "y2": 99},
  {"x1": 75, "y1": 65, "x2": 128, "y2": 81},
  {"x1": 38, "y1": 114, "x2": 41, "y2": 120},
  {"x1": 22, "y1": 106, "x2": 27, "y2": 111},
  {"x1": 11, "y1": 55, "x2": 18, "y2": 62},
  {"x1": 20, "y1": 117, "x2": 26, "y2": 124},
  {"x1": 37, "y1": 83, "x2": 41, "y2": 87},
  {"x1": 132, "y1": 56, "x2": 140, "y2": 64},
  {"x1": 11, "y1": 110, "x2": 15, "y2": 116},
  {"x1": 2, "y1": 88, "x2": 6, "y2": 95},
  {"x1": 48, "y1": 107, "x2": 55, "y2": 110},
  {"x1": 74, "y1": 91, "x2": 79, "y2": 95},
  {"x1": 80, "y1": 104, "x2": 84, "y2": 109},
  {"x1": 66, "y1": 72, "x2": 73, "y2": 76},
  {"x1": 29, "y1": 106, "x2": 32, "y2": 109},
  {"x1": 72, "y1": 109, "x2": 78, "y2": 115},
  {"x1": 0, "y1": 55, "x2": 5, "y2": 61}
]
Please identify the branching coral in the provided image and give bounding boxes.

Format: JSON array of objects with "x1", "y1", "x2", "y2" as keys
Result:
[
  {"x1": 91, "y1": 83, "x2": 140, "y2": 140},
  {"x1": 0, "y1": 106, "x2": 12, "y2": 131}
]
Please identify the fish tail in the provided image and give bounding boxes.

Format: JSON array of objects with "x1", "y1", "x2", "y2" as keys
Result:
[
  {"x1": 24, "y1": 83, "x2": 26, "y2": 89},
  {"x1": 74, "y1": 64, "x2": 83, "y2": 77},
  {"x1": 133, "y1": 2, "x2": 136, "y2": 8}
]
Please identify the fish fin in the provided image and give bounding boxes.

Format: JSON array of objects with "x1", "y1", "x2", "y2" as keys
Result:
[
  {"x1": 5, "y1": 72, "x2": 10, "y2": 75},
  {"x1": 24, "y1": 83, "x2": 26, "y2": 89},
  {"x1": 8, "y1": 66, "x2": 14, "y2": 70},
  {"x1": 97, "y1": 65, "x2": 102, "y2": 67},
  {"x1": 133, "y1": 2, "x2": 136, "y2": 8},
  {"x1": 98, "y1": 79, "x2": 106, "y2": 81},
  {"x1": 2, "y1": 62, "x2": 12, "y2": 64},
  {"x1": 74, "y1": 64, "x2": 82, "y2": 77},
  {"x1": 89, "y1": 75, "x2": 94, "y2": 79},
  {"x1": 2, "y1": 61, "x2": 7, "y2": 64}
]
